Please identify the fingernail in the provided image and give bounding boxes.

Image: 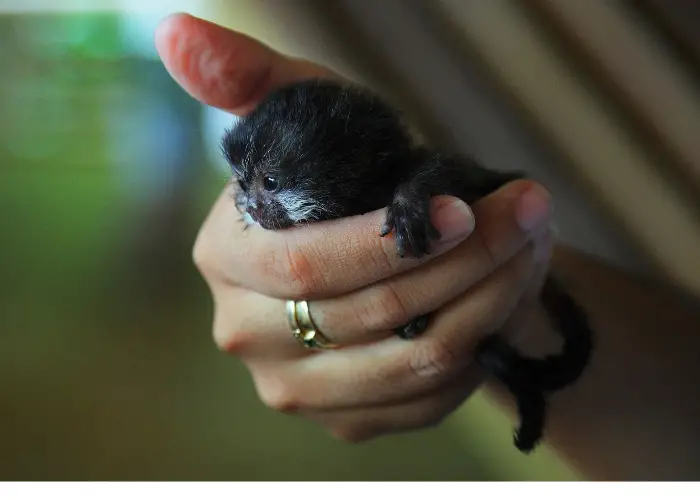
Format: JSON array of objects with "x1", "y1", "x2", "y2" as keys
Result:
[
  {"x1": 516, "y1": 184, "x2": 552, "y2": 233},
  {"x1": 432, "y1": 198, "x2": 475, "y2": 244}
]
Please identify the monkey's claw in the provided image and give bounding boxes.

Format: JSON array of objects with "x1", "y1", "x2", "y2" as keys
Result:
[{"x1": 381, "y1": 187, "x2": 441, "y2": 259}]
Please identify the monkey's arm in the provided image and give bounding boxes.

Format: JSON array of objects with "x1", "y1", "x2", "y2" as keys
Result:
[
  {"x1": 484, "y1": 246, "x2": 700, "y2": 480},
  {"x1": 381, "y1": 151, "x2": 524, "y2": 258}
]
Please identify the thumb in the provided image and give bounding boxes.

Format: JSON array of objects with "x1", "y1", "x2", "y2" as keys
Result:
[{"x1": 155, "y1": 13, "x2": 335, "y2": 116}]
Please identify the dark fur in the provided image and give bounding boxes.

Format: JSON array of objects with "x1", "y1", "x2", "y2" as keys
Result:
[{"x1": 222, "y1": 79, "x2": 594, "y2": 453}]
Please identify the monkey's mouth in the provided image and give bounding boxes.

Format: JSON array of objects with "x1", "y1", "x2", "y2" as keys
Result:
[
  {"x1": 246, "y1": 208, "x2": 279, "y2": 229},
  {"x1": 246, "y1": 205, "x2": 264, "y2": 223},
  {"x1": 242, "y1": 197, "x2": 295, "y2": 230},
  {"x1": 245, "y1": 208, "x2": 289, "y2": 230}
]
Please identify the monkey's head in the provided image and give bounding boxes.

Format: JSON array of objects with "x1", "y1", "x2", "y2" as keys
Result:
[{"x1": 221, "y1": 79, "x2": 414, "y2": 229}]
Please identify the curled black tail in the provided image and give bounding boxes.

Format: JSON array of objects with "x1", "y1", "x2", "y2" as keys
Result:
[
  {"x1": 529, "y1": 275, "x2": 594, "y2": 391},
  {"x1": 396, "y1": 274, "x2": 593, "y2": 453},
  {"x1": 476, "y1": 275, "x2": 593, "y2": 393},
  {"x1": 512, "y1": 387, "x2": 546, "y2": 452},
  {"x1": 474, "y1": 335, "x2": 547, "y2": 452},
  {"x1": 474, "y1": 274, "x2": 593, "y2": 452}
]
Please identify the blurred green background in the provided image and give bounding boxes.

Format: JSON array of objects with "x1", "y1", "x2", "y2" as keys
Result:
[{"x1": 0, "y1": 8, "x2": 578, "y2": 481}]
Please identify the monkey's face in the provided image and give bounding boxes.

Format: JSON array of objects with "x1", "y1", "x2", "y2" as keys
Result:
[
  {"x1": 222, "y1": 120, "x2": 345, "y2": 229},
  {"x1": 221, "y1": 79, "x2": 414, "y2": 228},
  {"x1": 231, "y1": 159, "x2": 340, "y2": 230},
  {"x1": 233, "y1": 167, "x2": 311, "y2": 230},
  {"x1": 233, "y1": 170, "x2": 292, "y2": 229}
]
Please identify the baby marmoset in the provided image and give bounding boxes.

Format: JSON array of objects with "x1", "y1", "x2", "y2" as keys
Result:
[{"x1": 221, "y1": 78, "x2": 593, "y2": 453}]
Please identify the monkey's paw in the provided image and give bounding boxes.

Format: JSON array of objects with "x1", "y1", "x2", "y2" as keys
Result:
[
  {"x1": 380, "y1": 185, "x2": 441, "y2": 258},
  {"x1": 395, "y1": 314, "x2": 430, "y2": 339}
]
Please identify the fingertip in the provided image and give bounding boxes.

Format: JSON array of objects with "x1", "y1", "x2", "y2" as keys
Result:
[
  {"x1": 154, "y1": 12, "x2": 200, "y2": 95},
  {"x1": 154, "y1": 12, "x2": 340, "y2": 116},
  {"x1": 153, "y1": 12, "x2": 278, "y2": 113},
  {"x1": 154, "y1": 12, "x2": 193, "y2": 59},
  {"x1": 514, "y1": 182, "x2": 553, "y2": 233}
]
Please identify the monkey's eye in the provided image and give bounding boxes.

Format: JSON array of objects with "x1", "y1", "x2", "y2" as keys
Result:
[
  {"x1": 263, "y1": 176, "x2": 279, "y2": 191},
  {"x1": 237, "y1": 179, "x2": 247, "y2": 191}
]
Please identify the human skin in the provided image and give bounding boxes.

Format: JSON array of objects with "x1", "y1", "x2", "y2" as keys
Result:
[{"x1": 156, "y1": 13, "x2": 700, "y2": 480}]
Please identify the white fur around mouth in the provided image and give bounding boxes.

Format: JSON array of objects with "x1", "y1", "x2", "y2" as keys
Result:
[{"x1": 277, "y1": 190, "x2": 320, "y2": 221}]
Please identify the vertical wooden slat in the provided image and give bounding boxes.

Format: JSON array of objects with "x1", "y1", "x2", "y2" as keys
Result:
[
  {"x1": 632, "y1": 0, "x2": 700, "y2": 72},
  {"x1": 530, "y1": 0, "x2": 700, "y2": 195},
  {"x1": 313, "y1": 0, "x2": 655, "y2": 274},
  {"x1": 431, "y1": 0, "x2": 700, "y2": 297}
]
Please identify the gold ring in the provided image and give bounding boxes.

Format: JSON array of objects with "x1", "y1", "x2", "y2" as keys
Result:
[{"x1": 286, "y1": 299, "x2": 339, "y2": 350}]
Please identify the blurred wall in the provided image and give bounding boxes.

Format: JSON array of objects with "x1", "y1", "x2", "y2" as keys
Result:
[
  {"x1": 4, "y1": 0, "x2": 700, "y2": 482},
  {"x1": 209, "y1": 0, "x2": 700, "y2": 296}
]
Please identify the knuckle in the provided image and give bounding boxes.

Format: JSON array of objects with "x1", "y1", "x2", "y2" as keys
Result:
[
  {"x1": 286, "y1": 247, "x2": 317, "y2": 297},
  {"x1": 192, "y1": 230, "x2": 215, "y2": 277},
  {"x1": 472, "y1": 227, "x2": 499, "y2": 270},
  {"x1": 364, "y1": 283, "x2": 411, "y2": 331},
  {"x1": 255, "y1": 376, "x2": 300, "y2": 414},
  {"x1": 267, "y1": 241, "x2": 323, "y2": 299},
  {"x1": 374, "y1": 236, "x2": 402, "y2": 274},
  {"x1": 192, "y1": 231, "x2": 234, "y2": 289},
  {"x1": 212, "y1": 308, "x2": 251, "y2": 354},
  {"x1": 213, "y1": 326, "x2": 250, "y2": 354},
  {"x1": 408, "y1": 338, "x2": 460, "y2": 382}
]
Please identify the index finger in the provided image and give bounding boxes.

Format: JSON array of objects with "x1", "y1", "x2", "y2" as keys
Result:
[
  {"x1": 155, "y1": 13, "x2": 336, "y2": 115},
  {"x1": 193, "y1": 187, "x2": 476, "y2": 300},
  {"x1": 193, "y1": 179, "x2": 548, "y2": 301}
]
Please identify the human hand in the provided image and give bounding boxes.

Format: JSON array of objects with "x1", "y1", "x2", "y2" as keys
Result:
[{"x1": 156, "y1": 13, "x2": 553, "y2": 442}]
